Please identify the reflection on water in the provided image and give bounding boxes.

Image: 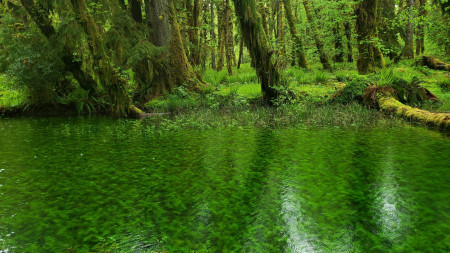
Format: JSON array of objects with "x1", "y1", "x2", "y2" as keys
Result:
[
  {"x1": 0, "y1": 118, "x2": 449, "y2": 252},
  {"x1": 281, "y1": 186, "x2": 316, "y2": 253}
]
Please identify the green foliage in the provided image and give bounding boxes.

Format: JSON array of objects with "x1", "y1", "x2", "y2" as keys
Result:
[
  {"x1": 314, "y1": 70, "x2": 331, "y2": 84},
  {"x1": 426, "y1": 4, "x2": 450, "y2": 56},
  {"x1": 0, "y1": 14, "x2": 66, "y2": 106},
  {"x1": 438, "y1": 78, "x2": 450, "y2": 92},
  {"x1": 331, "y1": 76, "x2": 369, "y2": 104},
  {"x1": 0, "y1": 75, "x2": 25, "y2": 108}
]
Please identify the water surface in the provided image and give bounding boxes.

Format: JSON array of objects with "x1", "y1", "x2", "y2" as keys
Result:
[{"x1": 0, "y1": 118, "x2": 449, "y2": 252}]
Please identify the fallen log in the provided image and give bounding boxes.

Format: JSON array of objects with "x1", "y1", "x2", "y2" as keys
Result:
[
  {"x1": 418, "y1": 56, "x2": 450, "y2": 71},
  {"x1": 378, "y1": 96, "x2": 450, "y2": 131}
]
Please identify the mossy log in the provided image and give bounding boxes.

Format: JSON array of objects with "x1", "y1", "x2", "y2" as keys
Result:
[
  {"x1": 378, "y1": 96, "x2": 450, "y2": 131},
  {"x1": 418, "y1": 56, "x2": 450, "y2": 71}
]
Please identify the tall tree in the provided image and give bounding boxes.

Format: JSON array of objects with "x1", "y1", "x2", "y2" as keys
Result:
[
  {"x1": 344, "y1": 22, "x2": 353, "y2": 62},
  {"x1": 70, "y1": 0, "x2": 132, "y2": 115},
  {"x1": 187, "y1": 0, "x2": 201, "y2": 66},
  {"x1": 150, "y1": 0, "x2": 200, "y2": 95},
  {"x1": 210, "y1": 0, "x2": 216, "y2": 70},
  {"x1": 332, "y1": 23, "x2": 344, "y2": 63},
  {"x1": 232, "y1": 0, "x2": 284, "y2": 103},
  {"x1": 276, "y1": 0, "x2": 286, "y2": 66},
  {"x1": 283, "y1": 0, "x2": 308, "y2": 68},
  {"x1": 356, "y1": 0, "x2": 384, "y2": 74},
  {"x1": 224, "y1": 0, "x2": 234, "y2": 75},
  {"x1": 217, "y1": 2, "x2": 225, "y2": 70},
  {"x1": 402, "y1": 0, "x2": 415, "y2": 58},
  {"x1": 415, "y1": 0, "x2": 427, "y2": 56},
  {"x1": 302, "y1": 0, "x2": 331, "y2": 70}
]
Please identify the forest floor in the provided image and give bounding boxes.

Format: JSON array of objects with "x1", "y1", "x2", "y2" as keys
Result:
[
  {"x1": 1, "y1": 59, "x2": 449, "y2": 130},
  {"x1": 142, "y1": 60, "x2": 449, "y2": 130}
]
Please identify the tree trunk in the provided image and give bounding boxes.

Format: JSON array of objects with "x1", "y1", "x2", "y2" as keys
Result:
[
  {"x1": 302, "y1": 0, "x2": 331, "y2": 70},
  {"x1": 416, "y1": 0, "x2": 426, "y2": 56},
  {"x1": 210, "y1": 1, "x2": 216, "y2": 70},
  {"x1": 402, "y1": 0, "x2": 415, "y2": 59},
  {"x1": 258, "y1": 2, "x2": 269, "y2": 36},
  {"x1": 130, "y1": 0, "x2": 143, "y2": 23},
  {"x1": 20, "y1": 0, "x2": 96, "y2": 93},
  {"x1": 187, "y1": 0, "x2": 201, "y2": 66},
  {"x1": 238, "y1": 36, "x2": 244, "y2": 69},
  {"x1": 232, "y1": 0, "x2": 283, "y2": 104},
  {"x1": 276, "y1": 0, "x2": 286, "y2": 67},
  {"x1": 344, "y1": 22, "x2": 353, "y2": 62},
  {"x1": 356, "y1": 0, "x2": 382, "y2": 74},
  {"x1": 217, "y1": 2, "x2": 225, "y2": 71},
  {"x1": 150, "y1": 0, "x2": 200, "y2": 95},
  {"x1": 283, "y1": 0, "x2": 308, "y2": 68},
  {"x1": 224, "y1": 0, "x2": 233, "y2": 75},
  {"x1": 333, "y1": 24, "x2": 344, "y2": 63},
  {"x1": 70, "y1": 0, "x2": 131, "y2": 115}
]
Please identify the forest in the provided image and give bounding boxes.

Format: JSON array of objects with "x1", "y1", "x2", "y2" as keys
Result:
[
  {"x1": 0, "y1": 0, "x2": 449, "y2": 130},
  {"x1": 1, "y1": 1, "x2": 450, "y2": 252}
]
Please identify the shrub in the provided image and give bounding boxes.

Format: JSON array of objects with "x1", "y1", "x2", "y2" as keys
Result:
[{"x1": 330, "y1": 76, "x2": 369, "y2": 104}]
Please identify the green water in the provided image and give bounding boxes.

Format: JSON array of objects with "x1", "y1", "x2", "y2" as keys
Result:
[{"x1": 0, "y1": 118, "x2": 449, "y2": 252}]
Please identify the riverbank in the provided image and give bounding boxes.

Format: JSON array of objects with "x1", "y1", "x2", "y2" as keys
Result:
[{"x1": 1, "y1": 61, "x2": 449, "y2": 131}]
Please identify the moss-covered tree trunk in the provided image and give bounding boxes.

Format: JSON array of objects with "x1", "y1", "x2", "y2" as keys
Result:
[
  {"x1": 344, "y1": 22, "x2": 353, "y2": 62},
  {"x1": 402, "y1": 0, "x2": 415, "y2": 59},
  {"x1": 356, "y1": 0, "x2": 381, "y2": 74},
  {"x1": 224, "y1": 0, "x2": 234, "y2": 75},
  {"x1": 302, "y1": 0, "x2": 331, "y2": 70},
  {"x1": 276, "y1": 0, "x2": 286, "y2": 67},
  {"x1": 378, "y1": 0, "x2": 400, "y2": 60},
  {"x1": 415, "y1": 0, "x2": 426, "y2": 56},
  {"x1": 70, "y1": 0, "x2": 132, "y2": 116},
  {"x1": 237, "y1": 35, "x2": 244, "y2": 69},
  {"x1": 187, "y1": 0, "x2": 201, "y2": 66},
  {"x1": 217, "y1": 2, "x2": 225, "y2": 71},
  {"x1": 20, "y1": 0, "x2": 97, "y2": 94},
  {"x1": 333, "y1": 23, "x2": 344, "y2": 63},
  {"x1": 232, "y1": 0, "x2": 284, "y2": 104},
  {"x1": 210, "y1": 0, "x2": 216, "y2": 70},
  {"x1": 150, "y1": 0, "x2": 200, "y2": 94},
  {"x1": 282, "y1": 0, "x2": 308, "y2": 68},
  {"x1": 257, "y1": 1, "x2": 269, "y2": 36}
]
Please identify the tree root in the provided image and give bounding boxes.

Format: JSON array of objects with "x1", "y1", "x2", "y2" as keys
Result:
[{"x1": 378, "y1": 96, "x2": 450, "y2": 131}]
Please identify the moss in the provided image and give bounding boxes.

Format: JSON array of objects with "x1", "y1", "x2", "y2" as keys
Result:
[
  {"x1": 419, "y1": 56, "x2": 450, "y2": 71},
  {"x1": 330, "y1": 77, "x2": 369, "y2": 104},
  {"x1": 378, "y1": 96, "x2": 450, "y2": 131}
]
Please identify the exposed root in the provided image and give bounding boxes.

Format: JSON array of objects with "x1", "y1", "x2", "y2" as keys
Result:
[
  {"x1": 378, "y1": 96, "x2": 450, "y2": 131},
  {"x1": 418, "y1": 56, "x2": 450, "y2": 71}
]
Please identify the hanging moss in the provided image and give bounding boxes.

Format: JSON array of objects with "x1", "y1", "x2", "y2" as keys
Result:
[{"x1": 232, "y1": 0, "x2": 286, "y2": 104}]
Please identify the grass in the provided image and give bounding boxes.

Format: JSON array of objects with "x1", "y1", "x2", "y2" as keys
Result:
[{"x1": 142, "y1": 102, "x2": 406, "y2": 131}]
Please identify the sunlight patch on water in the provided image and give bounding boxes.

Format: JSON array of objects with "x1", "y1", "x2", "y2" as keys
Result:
[
  {"x1": 375, "y1": 146, "x2": 408, "y2": 244},
  {"x1": 281, "y1": 186, "x2": 316, "y2": 253}
]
